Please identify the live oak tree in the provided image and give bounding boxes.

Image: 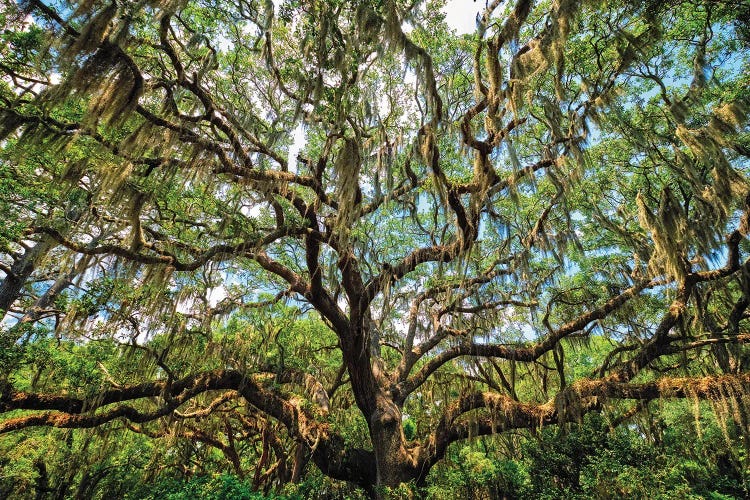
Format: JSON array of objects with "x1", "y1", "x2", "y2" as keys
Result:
[{"x1": 1, "y1": 0, "x2": 750, "y2": 496}]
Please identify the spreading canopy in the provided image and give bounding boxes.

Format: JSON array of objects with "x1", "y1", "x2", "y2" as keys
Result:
[{"x1": 1, "y1": 0, "x2": 750, "y2": 494}]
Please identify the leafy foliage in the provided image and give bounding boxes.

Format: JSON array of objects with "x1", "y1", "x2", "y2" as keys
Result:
[{"x1": 1, "y1": 0, "x2": 750, "y2": 498}]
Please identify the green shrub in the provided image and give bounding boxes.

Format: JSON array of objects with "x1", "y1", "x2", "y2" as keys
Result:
[{"x1": 124, "y1": 474, "x2": 298, "y2": 500}]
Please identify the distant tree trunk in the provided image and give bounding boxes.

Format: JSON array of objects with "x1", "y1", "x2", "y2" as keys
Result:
[
  {"x1": 0, "y1": 235, "x2": 57, "y2": 317},
  {"x1": 73, "y1": 470, "x2": 94, "y2": 500},
  {"x1": 33, "y1": 459, "x2": 50, "y2": 500},
  {"x1": 18, "y1": 254, "x2": 89, "y2": 326},
  {"x1": 290, "y1": 443, "x2": 309, "y2": 483}
]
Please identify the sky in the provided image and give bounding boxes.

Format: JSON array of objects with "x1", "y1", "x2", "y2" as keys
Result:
[{"x1": 442, "y1": 0, "x2": 483, "y2": 35}]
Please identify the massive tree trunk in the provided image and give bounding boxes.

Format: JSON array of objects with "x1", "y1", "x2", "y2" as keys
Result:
[
  {"x1": 369, "y1": 395, "x2": 418, "y2": 489},
  {"x1": 339, "y1": 319, "x2": 420, "y2": 493}
]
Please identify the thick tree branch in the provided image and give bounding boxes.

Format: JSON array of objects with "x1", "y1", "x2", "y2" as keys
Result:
[
  {"x1": 419, "y1": 371, "x2": 750, "y2": 475},
  {"x1": 0, "y1": 368, "x2": 376, "y2": 488},
  {"x1": 394, "y1": 279, "x2": 654, "y2": 402}
]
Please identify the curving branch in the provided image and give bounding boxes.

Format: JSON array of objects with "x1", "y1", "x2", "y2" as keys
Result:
[
  {"x1": 419, "y1": 371, "x2": 750, "y2": 476},
  {"x1": 0, "y1": 368, "x2": 376, "y2": 488},
  {"x1": 394, "y1": 278, "x2": 655, "y2": 402},
  {"x1": 30, "y1": 226, "x2": 295, "y2": 272}
]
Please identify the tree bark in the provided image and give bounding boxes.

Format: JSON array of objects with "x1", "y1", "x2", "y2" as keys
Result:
[
  {"x1": 0, "y1": 235, "x2": 57, "y2": 318},
  {"x1": 368, "y1": 395, "x2": 419, "y2": 491}
]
